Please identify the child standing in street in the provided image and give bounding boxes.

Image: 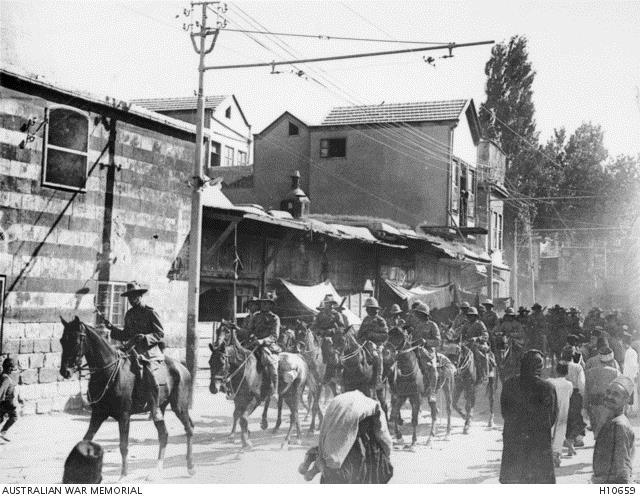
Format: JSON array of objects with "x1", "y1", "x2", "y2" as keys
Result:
[{"x1": 0, "y1": 357, "x2": 18, "y2": 442}]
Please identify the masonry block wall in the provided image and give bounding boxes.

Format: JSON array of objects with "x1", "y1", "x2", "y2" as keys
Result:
[{"x1": 0, "y1": 79, "x2": 195, "y2": 414}]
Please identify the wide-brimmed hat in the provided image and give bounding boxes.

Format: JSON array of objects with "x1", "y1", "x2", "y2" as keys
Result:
[
  {"x1": 459, "y1": 301, "x2": 471, "y2": 309},
  {"x1": 121, "y1": 281, "x2": 148, "y2": 297},
  {"x1": 317, "y1": 294, "x2": 338, "y2": 310},
  {"x1": 466, "y1": 306, "x2": 479, "y2": 316},
  {"x1": 504, "y1": 307, "x2": 516, "y2": 316},
  {"x1": 482, "y1": 299, "x2": 494, "y2": 307},
  {"x1": 389, "y1": 304, "x2": 402, "y2": 314},
  {"x1": 531, "y1": 303, "x2": 542, "y2": 310},
  {"x1": 518, "y1": 306, "x2": 530, "y2": 314},
  {"x1": 414, "y1": 303, "x2": 430, "y2": 316},
  {"x1": 364, "y1": 297, "x2": 380, "y2": 309}
]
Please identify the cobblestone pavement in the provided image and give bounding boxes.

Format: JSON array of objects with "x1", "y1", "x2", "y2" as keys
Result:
[{"x1": 0, "y1": 386, "x2": 622, "y2": 484}]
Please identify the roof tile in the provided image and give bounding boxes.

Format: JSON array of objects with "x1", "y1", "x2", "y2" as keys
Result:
[
  {"x1": 131, "y1": 95, "x2": 228, "y2": 112},
  {"x1": 321, "y1": 99, "x2": 468, "y2": 126}
]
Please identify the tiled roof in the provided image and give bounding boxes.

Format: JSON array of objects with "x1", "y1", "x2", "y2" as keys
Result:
[
  {"x1": 130, "y1": 95, "x2": 228, "y2": 112},
  {"x1": 321, "y1": 99, "x2": 468, "y2": 126}
]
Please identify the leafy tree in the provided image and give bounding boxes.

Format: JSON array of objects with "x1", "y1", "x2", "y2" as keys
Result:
[{"x1": 480, "y1": 35, "x2": 539, "y2": 198}]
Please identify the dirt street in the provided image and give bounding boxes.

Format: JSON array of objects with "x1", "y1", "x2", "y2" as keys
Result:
[{"x1": 0, "y1": 386, "x2": 620, "y2": 484}]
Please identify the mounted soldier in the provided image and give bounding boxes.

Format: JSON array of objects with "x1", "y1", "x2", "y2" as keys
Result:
[
  {"x1": 459, "y1": 307, "x2": 491, "y2": 383},
  {"x1": 528, "y1": 303, "x2": 547, "y2": 352},
  {"x1": 103, "y1": 281, "x2": 165, "y2": 422},
  {"x1": 481, "y1": 299, "x2": 499, "y2": 334},
  {"x1": 356, "y1": 297, "x2": 389, "y2": 389},
  {"x1": 233, "y1": 296, "x2": 261, "y2": 343},
  {"x1": 451, "y1": 301, "x2": 471, "y2": 338},
  {"x1": 386, "y1": 304, "x2": 405, "y2": 333},
  {"x1": 312, "y1": 295, "x2": 345, "y2": 383},
  {"x1": 495, "y1": 307, "x2": 525, "y2": 349},
  {"x1": 409, "y1": 302, "x2": 441, "y2": 402},
  {"x1": 246, "y1": 292, "x2": 281, "y2": 397}
]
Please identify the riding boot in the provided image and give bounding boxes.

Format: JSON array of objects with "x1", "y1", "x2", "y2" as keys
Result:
[
  {"x1": 374, "y1": 349, "x2": 383, "y2": 389},
  {"x1": 144, "y1": 366, "x2": 163, "y2": 422}
]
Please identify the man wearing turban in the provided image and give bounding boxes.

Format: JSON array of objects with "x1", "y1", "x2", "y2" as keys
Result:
[
  {"x1": 499, "y1": 350, "x2": 557, "y2": 483},
  {"x1": 592, "y1": 376, "x2": 636, "y2": 484}
]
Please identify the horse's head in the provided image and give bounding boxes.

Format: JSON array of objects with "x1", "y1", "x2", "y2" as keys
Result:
[
  {"x1": 208, "y1": 340, "x2": 228, "y2": 395},
  {"x1": 59, "y1": 316, "x2": 85, "y2": 379}
]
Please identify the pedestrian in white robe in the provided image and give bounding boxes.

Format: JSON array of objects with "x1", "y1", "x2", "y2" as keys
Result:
[
  {"x1": 548, "y1": 362, "x2": 574, "y2": 467},
  {"x1": 622, "y1": 332, "x2": 639, "y2": 415}
]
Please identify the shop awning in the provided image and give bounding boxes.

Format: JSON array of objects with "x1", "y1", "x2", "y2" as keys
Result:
[
  {"x1": 279, "y1": 279, "x2": 362, "y2": 326},
  {"x1": 383, "y1": 279, "x2": 454, "y2": 310}
]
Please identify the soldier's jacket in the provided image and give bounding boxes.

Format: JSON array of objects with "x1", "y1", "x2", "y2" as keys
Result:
[
  {"x1": 411, "y1": 318, "x2": 441, "y2": 348},
  {"x1": 111, "y1": 304, "x2": 164, "y2": 359},
  {"x1": 311, "y1": 309, "x2": 344, "y2": 336},
  {"x1": 495, "y1": 319, "x2": 525, "y2": 343},
  {"x1": 357, "y1": 314, "x2": 389, "y2": 346},
  {"x1": 452, "y1": 312, "x2": 467, "y2": 332},
  {"x1": 481, "y1": 310, "x2": 499, "y2": 332},
  {"x1": 249, "y1": 311, "x2": 281, "y2": 345},
  {"x1": 460, "y1": 320, "x2": 488, "y2": 342},
  {"x1": 0, "y1": 373, "x2": 16, "y2": 406},
  {"x1": 404, "y1": 311, "x2": 419, "y2": 335},
  {"x1": 386, "y1": 316, "x2": 406, "y2": 331},
  {"x1": 529, "y1": 311, "x2": 547, "y2": 335}
]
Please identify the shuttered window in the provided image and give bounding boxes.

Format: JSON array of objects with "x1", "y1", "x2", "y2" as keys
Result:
[{"x1": 95, "y1": 282, "x2": 128, "y2": 328}]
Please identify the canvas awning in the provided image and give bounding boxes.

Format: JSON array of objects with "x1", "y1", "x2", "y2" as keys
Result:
[
  {"x1": 279, "y1": 279, "x2": 362, "y2": 326},
  {"x1": 383, "y1": 279, "x2": 454, "y2": 310}
]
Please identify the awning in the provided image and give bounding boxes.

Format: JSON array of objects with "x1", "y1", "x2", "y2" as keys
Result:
[
  {"x1": 383, "y1": 279, "x2": 454, "y2": 310},
  {"x1": 279, "y1": 279, "x2": 362, "y2": 326}
]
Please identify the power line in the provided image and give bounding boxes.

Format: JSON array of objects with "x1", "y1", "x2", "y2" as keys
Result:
[
  {"x1": 203, "y1": 40, "x2": 494, "y2": 71},
  {"x1": 217, "y1": 27, "x2": 449, "y2": 45}
]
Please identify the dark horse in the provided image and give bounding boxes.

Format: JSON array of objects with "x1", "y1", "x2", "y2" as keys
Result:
[
  {"x1": 335, "y1": 327, "x2": 388, "y2": 418},
  {"x1": 384, "y1": 333, "x2": 423, "y2": 448},
  {"x1": 495, "y1": 335, "x2": 524, "y2": 384},
  {"x1": 59, "y1": 316, "x2": 194, "y2": 478},
  {"x1": 208, "y1": 328, "x2": 273, "y2": 448}
]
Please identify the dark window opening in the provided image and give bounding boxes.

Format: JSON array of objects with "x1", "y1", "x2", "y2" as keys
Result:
[
  {"x1": 289, "y1": 122, "x2": 299, "y2": 136},
  {"x1": 210, "y1": 141, "x2": 221, "y2": 167},
  {"x1": 225, "y1": 107, "x2": 231, "y2": 119},
  {"x1": 320, "y1": 138, "x2": 346, "y2": 158},
  {"x1": 43, "y1": 107, "x2": 89, "y2": 191}
]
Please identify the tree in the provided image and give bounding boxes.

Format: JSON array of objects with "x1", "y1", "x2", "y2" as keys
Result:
[{"x1": 480, "y1": 35, "x2": 539, "y2": 197}]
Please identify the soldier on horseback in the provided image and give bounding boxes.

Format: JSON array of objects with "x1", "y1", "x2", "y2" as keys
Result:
[
  {"x1": 386, "y1": 304, "x2": 405, "y2": 332},
  {"x1": 356, "y1": 297, "x2": 389, "y2": 389},
  {"x1": 481, "y1": 299, "x2": 499, "y2": 333},
  {"x1": 246, "y1": 293, "x2": 281, "y2": 397},
  {"x1": 528, "y1": 303, "x2": 547, "y2": 352},
  {"x1": 312, "y1": 295, "x2": 345, "y2": 383},
  {"x1": 459, "y1": 307, "x2": 492, "y2": 383},
  {"x1": 103, "y1": 282, "x2": 164, "y2": 422},
  {"x1": 495, "y1": 307, "x2": 525, "y2": 348},
  {"x1": 409, "y1": 303, "x2": 441, "y2": 402},
  {"x1": 451, "y1": 301, "x2": 471, "y2": 338}
]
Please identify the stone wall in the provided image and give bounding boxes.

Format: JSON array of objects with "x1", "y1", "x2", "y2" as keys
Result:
[{"x1": 0, "y1": 77, "x2": 198, "y2": 414}]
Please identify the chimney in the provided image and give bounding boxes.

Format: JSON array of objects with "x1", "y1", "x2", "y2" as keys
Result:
[{"x1": 281, "y1": 170, "x2": 310, "y2": 218}]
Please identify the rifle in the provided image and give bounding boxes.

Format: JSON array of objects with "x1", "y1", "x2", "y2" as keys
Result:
[{"x1": 336, "y1": 296, "x2": 347, "y2": 311}]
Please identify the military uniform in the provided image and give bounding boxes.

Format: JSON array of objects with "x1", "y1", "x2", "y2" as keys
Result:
[
  {"x1": 452, "y1": 312, "x2": 468, "y2": 335},
  {"x1": 460, "y1": 320, "x2": 489, "y2": 342},
  {"x1": 110, "y1": 302, "x2": 164, "y2": 421},
  {"x1": 249, "y1": 309, "x2": 281, "y2": 395},
  {"x1": 528, "y1": 310, "x2": 547, "y2": 351},
  {"x1": 481, "y1": 310, "x2": 499, "y2": 333},
  {"x1": 357, "y1": 313, "x2": 388, "y2": 387},
  {"x1": 386, "y1": 315, "x2": 406, "y2": 332},
  {"x1": 410, "y1": 316, "x2": 441, "y2": 400},
  {"x1": 460, "y1": 317, "x2": 492, "y2": 384},
  {"x1": 495, "y1": 318, "x2": 525, "y2": 346},
  {"x1": 312, "y1": 308, "x2": 344, "y2": 337}
]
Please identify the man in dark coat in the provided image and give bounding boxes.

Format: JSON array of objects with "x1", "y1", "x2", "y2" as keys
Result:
[
  {"x1": 500, "y1": 350, "x2": 558, "y2": 484},
  {"x1": 248, "y1": 293, "x2": 281, "y2": 397},
  {"x1": 357, "y1": 297, "x2": 389, "y2": 388},
  {"x1": 104, "y1": 281, "x2": 164, "y2": 421}
]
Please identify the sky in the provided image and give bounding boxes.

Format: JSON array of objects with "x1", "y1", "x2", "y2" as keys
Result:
[{"x1": 2, "y1": 0, "x2": 639, "y2": 157}]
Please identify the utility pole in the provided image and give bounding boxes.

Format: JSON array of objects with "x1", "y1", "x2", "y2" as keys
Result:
[
  {"x1": 512, "y1": 217, "x2": 518, "y2": 307},
  {"x1": 528, "y1": 214, "x2": 536, "y2": 303},
  {"x1": 186, "y1": 1, "x2": 225, "y2": 406}
]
